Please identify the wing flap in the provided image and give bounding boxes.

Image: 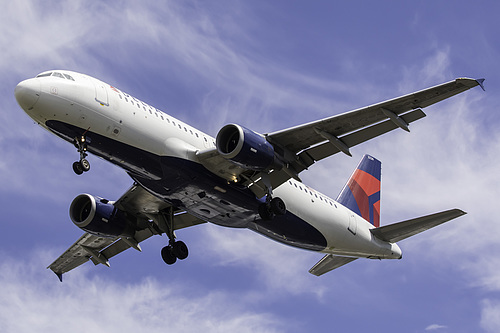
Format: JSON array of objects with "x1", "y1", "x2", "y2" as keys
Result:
[
  {"x1": 309, "y1": 254, "x2": 357, "y2": 276},
  {"x1": 47, "y1": 233, "x2": 116, "y2": 279},
  {"x1": 300, "y1": 108, "x2": 426, "y2": 165},
  {"x1": 370, "y1": 209, "x2": 466, "y2": 243}
]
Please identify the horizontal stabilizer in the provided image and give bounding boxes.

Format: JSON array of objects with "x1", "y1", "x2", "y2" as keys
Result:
[
  {"x1": 309, "y1": 254, "x2": 357, "y2": 276},
  {"x1": 370, "y1": 209, "x2": 466, "y2": 243}
]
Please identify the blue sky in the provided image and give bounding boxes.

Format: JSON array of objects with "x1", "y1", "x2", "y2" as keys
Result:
[{"x1": 1, "y1": 1, "x2": 500, "y2": 332}]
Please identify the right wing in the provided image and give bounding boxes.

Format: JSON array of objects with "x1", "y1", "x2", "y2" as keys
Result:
[{"x1": 48, "y1": 184, "x2": 205, "y2": 281}]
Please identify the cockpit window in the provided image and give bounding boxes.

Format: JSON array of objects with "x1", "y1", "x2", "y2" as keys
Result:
[
  {"x1": 36, "y1": 71, "x2": 76, "y2": 81},
  {"x1": 36, "y1": 72, "x2": 52, "y2": 78}
]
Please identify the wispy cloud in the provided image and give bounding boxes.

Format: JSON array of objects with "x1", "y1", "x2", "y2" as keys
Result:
[
  {"x1": 425, "y1": 324, "x2": 448, "y2": 331},
  {"x1": 0, "y1": 250, "x2": 285, "y2": 333},
  {"x1": 481, "y1": 299, "x2": 500, "y2": 333}
]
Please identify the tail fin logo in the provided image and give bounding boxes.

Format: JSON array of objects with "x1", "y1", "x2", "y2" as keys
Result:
[{"x1": 336, "y1": 155, "x2": 381, "y2": 227}]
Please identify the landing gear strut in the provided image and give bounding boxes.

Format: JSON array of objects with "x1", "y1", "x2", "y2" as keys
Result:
[
  {"x1": 158, "y1": 207, "x2": 189, "y2": 265},
  {"x1": 257, "y1": 174, "x2": 286, "y2": 220},
  {"x1": 72, "y1": 135, "x2": 90, "y2": 175}
]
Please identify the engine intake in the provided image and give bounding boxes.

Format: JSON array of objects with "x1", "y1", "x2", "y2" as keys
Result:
[
  {"x1": 216, "y1": 124, "x2": 281, "y2": 171},
  {"x1": 70, "y1": 194, "x2": 134, "y2": 238}
]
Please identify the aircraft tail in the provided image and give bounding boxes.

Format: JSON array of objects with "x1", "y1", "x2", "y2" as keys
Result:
[{"x1": 336, "y1": 154, "x2": 381, "y2": 227}]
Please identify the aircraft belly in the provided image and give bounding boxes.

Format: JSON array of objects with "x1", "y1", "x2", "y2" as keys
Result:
[{"x1": 44, "y1": 119, "x2": 329, "y2": 251}]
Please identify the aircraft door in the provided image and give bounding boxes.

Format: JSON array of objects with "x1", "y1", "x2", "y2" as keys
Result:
[
  {"x1": 92, "y1": 79, "x2": 109, "y2": 106},
  {"x1": 348, "y1": 212, "x2": 357, "y2": 235}
]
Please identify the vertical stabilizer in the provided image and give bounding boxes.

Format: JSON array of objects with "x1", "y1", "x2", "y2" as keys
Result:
[{"x1": 336, "y1": 155, "x2": 381, "y2": 227}]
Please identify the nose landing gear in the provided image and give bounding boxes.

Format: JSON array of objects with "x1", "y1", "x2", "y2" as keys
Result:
[{"x1": 72, "y1": 135, "x2": 91, "y2": 175}]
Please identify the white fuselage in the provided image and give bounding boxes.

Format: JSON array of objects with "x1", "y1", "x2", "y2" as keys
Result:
[{"x1": 15, "y1": 70, "x2": 402, "y2": 260}]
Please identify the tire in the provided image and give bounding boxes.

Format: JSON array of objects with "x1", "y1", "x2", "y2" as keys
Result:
[
  {"x1": 72, "y1": 161, "x2": 84, "y2": 175},
  {"x1": 270, "y1": 197, "x2": 286, "y2": 215},
  {"x1": 173, "y1": 241, "x2": 189, "y2": 260},
  {"x1": 80, "y1": 158, "x2": 91, "y2": 172},
  {"x1": 258, "y1": 203, "x2": 274, "y2": 220},
  {"x1": 161, "y1": 246, "x2": 177, "y2": 265}
]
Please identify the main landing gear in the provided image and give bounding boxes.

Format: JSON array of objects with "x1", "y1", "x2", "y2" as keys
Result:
[
  {"x1": 158, "y1": 207, "x2": 189, "y2": 265},
  {"x1": 257, "y1": 174, "x2": 286, "y2": 220},
  {"x1": 72, "y1": 135, "x2": 90, "y2": 175},
  {"x1": 161, "y1": 240, "x2": 189, "y2": 265},
  {"x1": 258, "y1": 197, "x2": 286, "y2": 220}
]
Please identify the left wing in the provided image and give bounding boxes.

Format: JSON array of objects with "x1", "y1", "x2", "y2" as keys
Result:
[
  {"x1": 198, "y1": 78, "x2": 483, "y2": 197},
  {"x1": 48, "y1": 184, "x2": 205, "y2": 281}
]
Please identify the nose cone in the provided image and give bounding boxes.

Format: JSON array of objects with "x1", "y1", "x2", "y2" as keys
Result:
[{"x1": 15, "y1": 79, "x2": 41, "y2": 111}]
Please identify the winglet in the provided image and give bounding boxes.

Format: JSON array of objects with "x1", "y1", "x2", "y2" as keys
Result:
[
  {"x1": 476, "y1": 78, "x2": 486, "y2": 91},
  {"x1": 54, "y1": 272, "x2": 63, "y2": 283}
]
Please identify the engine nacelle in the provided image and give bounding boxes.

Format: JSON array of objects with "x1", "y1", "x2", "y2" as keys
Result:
[
  {"x1": 216, "y1": 124, "x2": 281, "y2": 171},
  {"x1": 69, "y1": 194, "x2": 134, "y2": 238}
]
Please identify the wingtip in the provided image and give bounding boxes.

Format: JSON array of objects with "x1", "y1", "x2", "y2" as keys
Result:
[
  {"x1": 55, "y1": 272, "x2": 63, "y2": 282},
  {"x1": 476, "y1": 78, "x2": 486, "y2": 91}
]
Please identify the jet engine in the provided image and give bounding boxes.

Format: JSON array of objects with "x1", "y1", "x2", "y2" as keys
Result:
[
  {"x1": 216, "y1": 124, "x2": 282, "y2": 171},
  {"x1": 69, "y1": 194, "x2": 135, "y2": 238}
]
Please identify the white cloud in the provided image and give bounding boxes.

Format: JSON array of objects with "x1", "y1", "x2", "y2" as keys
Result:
[
  {"x1": 481, "y1": 299, "x2": 500, "y2": 333},
  {"x1": 425, "y1": 324, "x2": 448, "y2": 331},
  {"x1": 0, "y1": 250, "x2": 285, "y2": 333}
]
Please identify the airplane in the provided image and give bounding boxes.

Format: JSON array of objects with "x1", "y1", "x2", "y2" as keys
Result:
[{"x1": 14, "y1": 70, "x2": 484, "y2": 281}]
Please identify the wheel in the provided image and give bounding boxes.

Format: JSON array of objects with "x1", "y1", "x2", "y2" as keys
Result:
[
  {"x1": 161, "y1": 246, "x2": 177, "y2": 265},
  {"x1": 270, "y1": 197, "x2": 286, "y2": 215},
  {"x1": 173, "y1": 241, "x2": 189, "y2": 260},
  {"x1": 80, "y1": 158, "x2": 90, "y2": 172},
  {"x1": 72, "y1": 161, "x2": 84, "y2": 175},
  {"x1": 258, "y1": 203, "x2": 274, "y2": 220}
]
